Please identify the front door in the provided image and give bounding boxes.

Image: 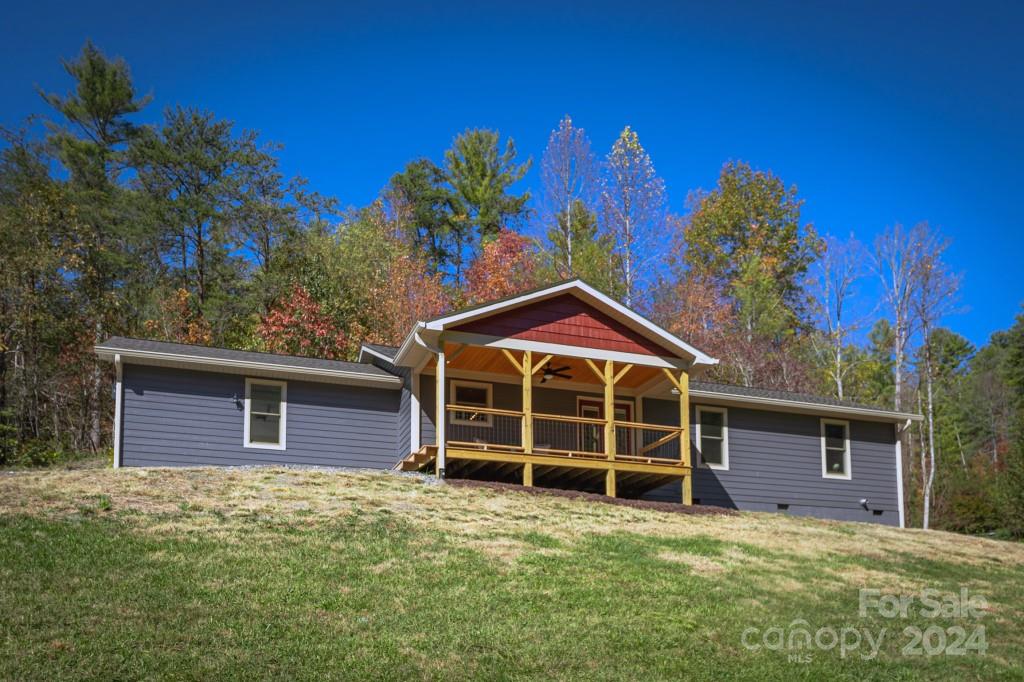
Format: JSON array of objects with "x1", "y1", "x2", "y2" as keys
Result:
[{"x1": 577, "y1": 399, "x2": 633, "y2": 455}]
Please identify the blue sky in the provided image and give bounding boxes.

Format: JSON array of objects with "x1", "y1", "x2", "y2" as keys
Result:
[{"x1": 2, "y1": 0, "x2": 1021, "y2": 348}]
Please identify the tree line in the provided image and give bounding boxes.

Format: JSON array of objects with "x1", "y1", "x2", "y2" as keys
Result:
[{"x1": 2, "y1": 43, "x2": 1021, "y2": 536}]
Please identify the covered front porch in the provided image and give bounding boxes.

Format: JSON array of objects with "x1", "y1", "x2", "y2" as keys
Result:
[{"x1": 400, "y1": 341, "x2": 694, "y2": 502}]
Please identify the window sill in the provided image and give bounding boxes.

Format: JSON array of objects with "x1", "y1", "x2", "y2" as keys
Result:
[{"x1": 244, "y1": 442, "x2": 287, "y2": 451}]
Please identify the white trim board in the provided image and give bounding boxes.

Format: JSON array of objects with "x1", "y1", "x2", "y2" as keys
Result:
[
  {"x1": 358, "y1": 345, "x2": 397, "y2": 365},
  {"x1": 895, "y1": 420, "x2": 908, "y2": 529},
  {"x1": 113, "y1": 354, "x2": 123, "y2": 468},
  {"x1": 422, "y1": 367, "x2": 629, "y2": 397},
  {"x1": 244, "y1": 377, "x2": 288, "y2": 450},
  {"x1": 688, "y1": 389, "x2": 922, "y2": 424},
  {"x1": 820, "y1": 418, "x2": 852, "y2": 480},
  {"x1": 695, "y1": 405, "x2": 729, "y2": 471},
  {"x1": 441, "y1": 331, "x2": 690, "y2": 370},
  {"x1": 96, "y1": 346, "x2": 402, "y2": 388}
]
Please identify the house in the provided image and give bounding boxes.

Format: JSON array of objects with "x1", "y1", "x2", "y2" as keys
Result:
[{"x1": 95, "y1": 279, "x2": 922, "y2": 527}]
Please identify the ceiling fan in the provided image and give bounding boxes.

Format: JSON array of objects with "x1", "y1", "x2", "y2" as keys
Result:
[{"x1": 538, "y1": 361, "x2": 573, "y2": 384}]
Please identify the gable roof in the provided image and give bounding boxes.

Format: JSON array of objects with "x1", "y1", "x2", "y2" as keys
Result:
[
  {"x1": 394, "y1": 279, "x2": 719, "y2": 368},
  {"x1": 95, "y1": 337, "x2": 401, "y2": 387}
]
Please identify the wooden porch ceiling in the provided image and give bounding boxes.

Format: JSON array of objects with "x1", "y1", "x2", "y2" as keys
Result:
[{"x1": 427, "y1": 343, "x2": 664, "y2": 389}]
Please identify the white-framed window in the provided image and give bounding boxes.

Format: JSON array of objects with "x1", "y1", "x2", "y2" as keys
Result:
[
  {"x1": 821, "y1": 418, "x2": 851, "y2": 479},
  {"x1": 696, "y1": 406, "x2": 728, "y2": 470},
  {"x1": 244, "y1": 378, "x2": 287, "y2": 449},
  {"x1": 450, "y1": 380, "x2": 493, "y2": 426}
]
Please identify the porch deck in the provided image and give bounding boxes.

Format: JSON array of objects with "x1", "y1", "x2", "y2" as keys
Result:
[
  {"x1": 398, "y1": 406, "x2": 692, "y2": 498},
  {"x1": 406, "y1": 326, "x2": 696, "y2": 501}
]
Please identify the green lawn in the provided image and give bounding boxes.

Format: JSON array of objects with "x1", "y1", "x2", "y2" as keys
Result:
[{"x1": 1, "y1": 466, "x2": 1021, "y2": 680}]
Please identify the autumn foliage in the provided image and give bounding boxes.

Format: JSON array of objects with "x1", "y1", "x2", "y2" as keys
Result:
[
  {"x1": 144, "y1": 289, "x2": 213, "y2": 346},
  {"x1": 355, "y1": 250, "x2": 450, "y2": 347},
  {"x1": 465, "y1": 229, "x2": 541, "y2": 305},
  {"x1": 257, "y1": 285, "x2": 347, "y2": 359}
]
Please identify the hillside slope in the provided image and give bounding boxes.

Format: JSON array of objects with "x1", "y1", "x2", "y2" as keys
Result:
[{"x1": 1, "y1": 466, "x2": 1021, "y2": 680}]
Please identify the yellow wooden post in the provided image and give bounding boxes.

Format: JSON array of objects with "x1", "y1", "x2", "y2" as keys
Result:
[
  {"x1": 435, "y1": 347, "x2": 446, "y2": 478},
  {"x1": 679, "y1": 369, "x2": 692, "y2": 505},
  {"x1": 603, "y1": 360, "x2": 616, "y2": 498},
  {"x1": 603, "y1": 360, "x2": 615, "y2": 462},
  {"x1": 523, "y1": 462, "x2": 533, "y2": 487},
  {"x1": 522, "y1": 350, "x2": 533, "y2": 454}
]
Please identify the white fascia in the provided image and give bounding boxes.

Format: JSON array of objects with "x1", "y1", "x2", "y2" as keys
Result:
[
  {"x1": 687, "y1": 388, "x2": 923, "y2": 423},
  {"x1": 358, "y1": 345, "x2": 398, "y2": 365},
  {"x1": 95, "y1": 346, "x2": 402, "y2": 388}
]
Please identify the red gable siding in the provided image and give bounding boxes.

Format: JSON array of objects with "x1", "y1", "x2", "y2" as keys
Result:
[{"x1": 452, "y1": 294, "x2": 674, "y2": 356}]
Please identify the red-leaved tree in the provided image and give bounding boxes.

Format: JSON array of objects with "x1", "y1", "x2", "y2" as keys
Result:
[
  {"x1": 257, "y1": 284, "x2": 347, "y2": 358},
  {"x1": 465, "y1": 228, "x2": 542, "y2": 305}
]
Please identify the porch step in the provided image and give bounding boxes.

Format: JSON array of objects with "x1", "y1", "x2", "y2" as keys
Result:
[{"x1": 396, "y1": 445, "x2": 437, "y2": 472}]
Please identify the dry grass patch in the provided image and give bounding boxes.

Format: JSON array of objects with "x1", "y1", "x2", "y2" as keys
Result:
[
  {"x1": 3, "y1": 466, "x2": 1023, "y2": 572},
  {"x1": 2, "y1": 465, "x2": 1024, "y2": 680}
]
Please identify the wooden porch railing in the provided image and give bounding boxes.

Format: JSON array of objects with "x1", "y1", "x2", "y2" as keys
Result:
[{"x1": 444, "y1": 405, "x2": 685, "y2": 466}]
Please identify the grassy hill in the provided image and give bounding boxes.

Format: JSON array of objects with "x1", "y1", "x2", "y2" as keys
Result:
[{"x1": 1, "y1": 465, "x2": 1021, "y2": 680}]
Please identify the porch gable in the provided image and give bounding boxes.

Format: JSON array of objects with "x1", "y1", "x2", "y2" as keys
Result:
[{"x1": 451, "y1": 293, "x2": 673, "y2": 357}]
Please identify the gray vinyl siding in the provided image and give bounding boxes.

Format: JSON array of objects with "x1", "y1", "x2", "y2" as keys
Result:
[
  {"x1": 121, "y1": 364, "x2": 401, "y2": 469},
  {"x1": 420, "y1": 375, "x2": 436, "y2": 446},
  {"x1": 640, "y1": 398, "x2": 900, "y2": 526},
  {"x1": 366, "y1": 355, "x2": 412, "y2": 458},
  {"x1": 417, "y1": 375, "x2": 900, "y2": 525},
  {"x1": 396, "y1": 372, "x2": 412, "y2": 457}
]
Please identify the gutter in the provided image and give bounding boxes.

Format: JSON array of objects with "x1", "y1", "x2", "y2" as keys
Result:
[
  {"x1": 95, "y1": 345, "x2": 402, "y2": 388},
  {"x1": 688, "y1": 388, "x2": 923, "y2": 423},
  {"x1": 393, "y1": 322, "x2": 426, "y2": 366}
]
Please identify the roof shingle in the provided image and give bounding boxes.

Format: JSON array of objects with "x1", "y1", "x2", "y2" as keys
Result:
[{"x1": 97, "y1": 337, "x2": 398, "y2": 379}]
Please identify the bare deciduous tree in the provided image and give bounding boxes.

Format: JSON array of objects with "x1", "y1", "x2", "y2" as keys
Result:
[
  {"x1": 873, "y1": 223, "x2": 926, "y2": 412},
  {"x1": 913, "y1": 228, "x2": 960, "y2": 530},
  {"x1": 811, "y1": 234, "x2": 870, "y2": 399},
  {"x1": 539, "y1": 115, "x2": 598, "y2": 277}
]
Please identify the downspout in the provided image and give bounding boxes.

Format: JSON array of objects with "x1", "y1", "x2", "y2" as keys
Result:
[
  {"x1": 895, "y1": 418, "x2": 910, "y2": 529},
  {"x1": 113, "y1": 354, "x2": 123, "y2": 469}
]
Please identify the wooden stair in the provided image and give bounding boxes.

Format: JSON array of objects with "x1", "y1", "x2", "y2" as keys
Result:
[{"x1": 396, "y1": 445, "x2": 437, "y2": 472}]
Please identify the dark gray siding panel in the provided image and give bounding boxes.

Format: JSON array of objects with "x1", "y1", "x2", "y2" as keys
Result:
[
  {"x1": 420, "y1": 375, "x2": 436, "y2": 446},
  {"x1": 640, "y1": 397, "x2": 900, "y2": 526},
  {"x1": 397, "y1": 371, "x2": 412, "y2": 457},
  {"x1": 122, "y1": 364, "x2": 401, "y2": 469},
  {"x1": 366, "y1": 355, "x2": 412, "y2": 459}
]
